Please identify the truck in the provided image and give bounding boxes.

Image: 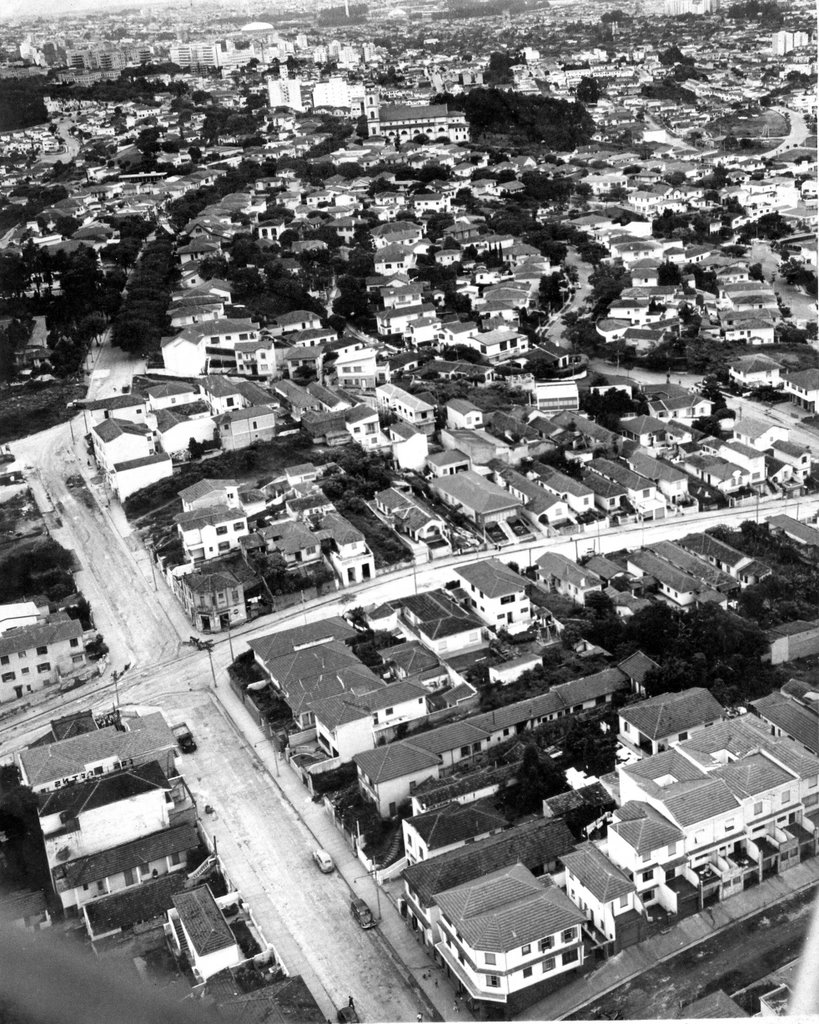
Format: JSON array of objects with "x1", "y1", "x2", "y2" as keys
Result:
[{"x1": 172, "y1": 723, "x2": 197, "y2": 753}]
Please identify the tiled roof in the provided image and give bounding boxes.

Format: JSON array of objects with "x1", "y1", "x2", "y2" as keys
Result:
[
  {"x1": 609, "y1": 801, "x2": 684, "y2": 855},
  {"x1": 173, "y1": 885, "x2": 235, "y2": 956},
  {"x1": 84, "y1": 872, "x2": 186, "y2": 934},
  {"x1": 409, "y1": 720, "x2": 490, "y2": 756},
  {"x1": 247, "y1": 618, "x2": 355, "y2": 666},
  {"x1": 20, "y1": 713, "x2": 175, "y2": 789},
  {"x1": 751, "y1": 693, "x2": 819, "y2": 755},
  {"x1": 408, "y1": 800, "x2": 506, "y2": 850},
  {"x1": 0, "y1": 616, "x2": 83, "y2": 659},
  {"x1": 435, "y1": 863, "x2": 585, "y2": 953},
  {"x1": 403, "y1": 818, "x2": 575, "y2": 908},
  {"x1": 553, "y1": 668, "x2": 628, "y2": 709},
  {"x1": 561, "y1": 842, "x2": 635, "y2": 903},
  {"x1": 618, "y1": 651, "x2": 660, "y2": 684},
  {"x1": 712, "y1": 752, "x2": 795, "y2": 799},
  {"x1": 55, "y1": 822, "x2": 198, "y2": 889},
  {"x1": 212, "y1": 975, "x2": 325, "y2": 1024},
  {"x1": 354, "y1": 741, "x2": 440, "y2": 783},
  {"x1": 38, "y1": 761, "x2": 170, "y2": 818},
  {"x1": 455, "y1": 558, "x2": 526, "y2": 599},
  {"x1": 620, "y1": 687, "x2": 725, "y2": 741}
]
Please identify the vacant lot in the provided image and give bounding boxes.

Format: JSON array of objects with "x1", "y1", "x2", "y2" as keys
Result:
[
  {"x1": 0, "y1": 381, "x2": 86, "y2": 445},
  {"x1": 570, "y1": 885, "x2": 817, "y2": 1020},
  {"x1": 708, "y1": 108, "x2": 788, "y2": 141}
]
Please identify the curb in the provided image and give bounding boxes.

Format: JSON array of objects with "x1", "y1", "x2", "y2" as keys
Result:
[
  {"x1": 557, "y1": 877, "x2": 819, "y2": 1020},
  {"x1": 208, "y1": 690, "x2": 442, "y2": 1023}
]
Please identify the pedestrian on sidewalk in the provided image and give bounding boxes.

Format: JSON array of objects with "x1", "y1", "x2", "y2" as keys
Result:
[{"x1": 348, "y1": 996, "x2": 355, "y2": 1009}]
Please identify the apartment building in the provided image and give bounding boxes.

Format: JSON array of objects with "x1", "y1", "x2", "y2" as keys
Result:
[{"x1": 0, "y1": 617, "x2": 86, "y2": 699}]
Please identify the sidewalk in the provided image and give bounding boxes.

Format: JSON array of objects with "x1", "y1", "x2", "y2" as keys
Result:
[
  {"x1": 214, "y1": 677, "x2": 469, "y2": 1024},
  {"x1": 519, "y1": 859, "x2": 819, "y2": 1021}
]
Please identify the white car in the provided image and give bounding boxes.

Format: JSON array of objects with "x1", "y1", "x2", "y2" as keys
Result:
[{"x1": 312, "y1": 847, "x2": 335, "y2": 874}]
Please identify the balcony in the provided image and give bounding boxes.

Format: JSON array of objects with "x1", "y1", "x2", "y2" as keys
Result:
[{"x1": 435, "y1": 941, "x2": 507, "y2": 1004}]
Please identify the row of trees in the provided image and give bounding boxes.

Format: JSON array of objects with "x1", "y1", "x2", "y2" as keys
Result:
[{"x1": 111, "y1": 235, "x2": 176, "y2": 355}]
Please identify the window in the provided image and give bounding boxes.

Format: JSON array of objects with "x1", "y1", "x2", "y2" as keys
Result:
[
  {"x1": 123, "y1": 868, "x2": 135, "y2": 886},
  {"x1": 753, "y1": 801, "x2": 763, "y2": 816},
  {"x1": 36, "y1": 646, "x2": 48, "y2": 656},
  {"x1": 0, "y1": 656, "x2": 8, "y2": 666},
  {"x1": 782, "y1": 790, "x2": 791, "y2": 805},
  {"x1": 542, "y1": 958, "x2": 555, "y2": 973},
  {"x1": 486, "y1": 975, "x2": 500, "y2": 989},
  {"x1": 522, "y1": 966, "x2": 533, "y2": 979},
  {"x1": 500, "y1": 594, "x2": 515, "y2": 605},
  {"x1": 561, "y1": 928, "x2": 575, "y2": 944},
  {"x1": 215, "y1": 526, "x2": 228, "y2": 536},
  {"x1": 69, "y1": 638, "x2": 79, "y2": 648},
  {"x1": 484, "y1": 953, "x2": 496, "y2": 965},
  {"x1": 809, "y1": 777, "x2": 818, "y2": 789},
  {"x1": 562, "y1": 948, "x2": 579, "y2": 964},
  {"x1": 618, "y1": 895, "x2": 629, "y2": 909},
  {"x1": 233, "y1": 522, "x2": 243, "y2": 531},
  {"x1": 641, "y1": 852, "x2": 651, "y2": 863},
  {"x1": 1, "y1": 672, "x2": 14, "y2": 683},
  {"x1": 539, "y1": 937, "x2": 554, "y2": 952},
  {"x1": 37, "y1": 663, "x2": 50, "y2": 674},
  {"x1": 640, "y1": 870, "x2": 653, "y2": 883},
  {"x1": 521, "y1": 944, "x2": 531, "y2": 956},
  {"x1": 725, "y1": 820, "x2": 735, "y2": 833}
]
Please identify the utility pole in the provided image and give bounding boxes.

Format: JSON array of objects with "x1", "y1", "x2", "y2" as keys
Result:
[
  {"x1": 203, "y1": 640, "x2": 217, "y2": 687},
  {"x1": 226, "y1": 616, "x2": 235, "y2": 662}
]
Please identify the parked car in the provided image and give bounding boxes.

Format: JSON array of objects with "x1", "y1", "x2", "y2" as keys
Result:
[
  {"x1": 350, "y1": 897, "x2": 376, "y2": 929},
  {"x1": 172, "y1": 723, "x2": 197, "y2": 753},
  {"x1": 312, "y1": 847, "x2": 334, "y2": 873}
]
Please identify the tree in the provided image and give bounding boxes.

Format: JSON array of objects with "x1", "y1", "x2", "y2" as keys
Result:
[
  {"x1": 504, "y1": 743, "x2": 566, "y2": 815},
  {"x1": 576, "y1": 76, "x2": 601, "y2": 105}
]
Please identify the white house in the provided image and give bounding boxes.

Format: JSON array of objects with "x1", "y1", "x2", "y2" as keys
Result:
[
  {"x1": 434, "y1": 864, "x2": 587, "y2": 1015},
  {"x1": 168, "y1": 885, "x2": 242, "y2": 982},
  {"x1": 174, "y1": 504, "x2": 249, "y2": 563},
  {"x1": 454, "y1": 558, "x2": 532, "y2": 634}
]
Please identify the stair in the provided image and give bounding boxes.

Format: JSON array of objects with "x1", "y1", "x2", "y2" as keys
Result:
[{"x1": 378, "y1": 825, "x2": 406, "y2": 870}]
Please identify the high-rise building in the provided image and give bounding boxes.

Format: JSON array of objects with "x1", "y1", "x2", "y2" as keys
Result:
[
  {"x1": 771, "y1": 30, "x2": 810, "y2": 55},
  {"x1": 267, "y1": 75, "x2": 307, "y2": 111}
]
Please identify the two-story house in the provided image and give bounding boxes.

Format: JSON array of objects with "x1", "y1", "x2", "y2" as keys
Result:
[
  {"x1": 312, "y1": 679, "x2": 429, "y2": 762},
  {"x1": 376, "y1": 383, "x2": 436, "y2": 435},
  {"x1": 318, "y1": 512, "x2": 375, "y2": 585},
  {"x1": 0, "y1": 616, "x2": 86, "y2": 699},
  {"x1": 618, "y1": 688, "x2": 726, "y2": 760},
  {"x1": 174, "y1": 504, "x2": 249, "y2": 564},
  {"x1": 434, "y1": 864, "x2": 587, "y2": 1016},
  {"x1": 454, "y1": 558, "x2": 532, "y2": 634}
]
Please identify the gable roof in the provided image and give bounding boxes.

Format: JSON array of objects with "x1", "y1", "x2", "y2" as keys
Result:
[
  {"x1": 403, "y1": 818, "x2": 575, "y2": 908},
  {"x1": 408, "y1": 800, "x2": 506, "y2": 850},
  {"x1": 620, "y1": 687, "x2": 725, "y2": 740},
  {"x1": 561, "y1": 842, "x2": 635, "y2": 903},
  {"x1": 38, "y1": 760, "x2": 170, "y2": 818},
  {"x1": 173, "y1": 885, "x2": 235, "y2": 956}
]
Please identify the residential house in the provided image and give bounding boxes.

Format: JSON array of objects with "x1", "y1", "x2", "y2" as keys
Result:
[
  {"x1": 0, "y1": 617, "x2": 86, "y2": 700},
  {"x1": 377, "y1": 383, "x2": 436, "y2": 435},
  {"x1": 319, "y1": 512, "x2": 375, "y2": 585},
  {"x1": 618, "y1": 688, "x2": 726, "y2": 759},
  {"x1": 402, "y1": 801, "x2": 507, "y2": 865},
  {"x1": 536, "y1": 553, "x2": 603, "y2": 607},
  {"x1": 454, "y1": 559, "x2": 532, "y2": 634},
  {"x1": 431, "y1": 470, "x2": 522, "y2": 528},
  {"x1": 400, "y1": 590, "x2": 485, "y2": 659},
  {"x1": 174, "y1": 504, "x2": 249, "y2": 564},
  {"x1": 390, "y1": 420, "x2": 429, "y2": 472},
  {"x1": 561, "y1": 843, "x2": 646, "y2": 952},
  {"x1": 215, "y1": 405, "x2": 277, "y2": 450},
  {"x1": 167, "y1": 885, "x2": 242, "y2": 983},
  {"x1": 312, "y1": 679, "x2": 429, "y2": 762},
  {"x1": 784, "y1": 369, "x2": 819, "y2": 413},
  {"x1": 434, "y1": 865, "x2": 587, "y2": 1015}
]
